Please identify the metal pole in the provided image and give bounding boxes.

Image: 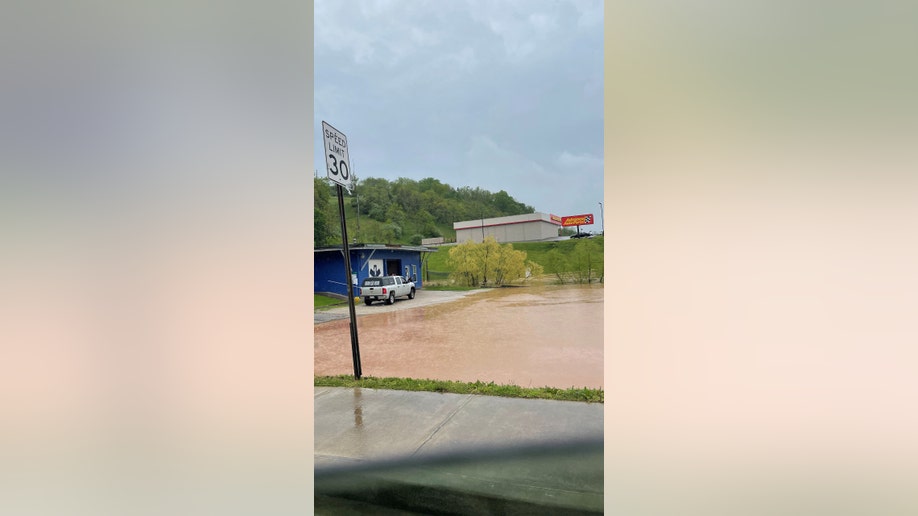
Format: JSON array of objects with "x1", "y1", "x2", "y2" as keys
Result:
[
  {"x1": 598, "y1": 202, "x2": 604, "y2": 234},
  {"x1": 480, "y1": 211, "x2": 485, "y2": 242},
  {"x1": 353, "y1": 160, "x2": 359, "y2": 243},
  {"x1": 337, "y1": 184, "x2": 362, "y2": 379}
]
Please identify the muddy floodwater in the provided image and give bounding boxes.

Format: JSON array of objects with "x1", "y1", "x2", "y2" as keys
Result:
[{"x1": 314, "y1": 284, "x2": 603, "y2": 389}]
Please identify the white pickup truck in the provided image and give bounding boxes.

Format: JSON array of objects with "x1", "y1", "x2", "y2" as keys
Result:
[{"x1": 359, "y1": 275, "x2": 416, "y2": 305}]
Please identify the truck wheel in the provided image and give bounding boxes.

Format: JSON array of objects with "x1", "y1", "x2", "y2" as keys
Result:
[
  {"x1": 364, "y1": 298, "x2": 373, "y2": 306},
  {"x1": 386, "y1": 293, "x2": 395, "y2": 305},
  {"x1": 408, "y1": 288, "x2": 415, "y2": 299}
]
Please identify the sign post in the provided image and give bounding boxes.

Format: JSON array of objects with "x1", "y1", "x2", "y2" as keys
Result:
[
  {"x1": 561, "y1": 213, "x2": 594, "y2": 236},
  {"x1": 323, "y1": 121, "x2": 361, "y2": 379}
]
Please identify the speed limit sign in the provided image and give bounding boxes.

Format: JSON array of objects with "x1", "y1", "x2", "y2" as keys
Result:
[{"x1": 322, "y1": 121, "x2": 352, "y2": 191}]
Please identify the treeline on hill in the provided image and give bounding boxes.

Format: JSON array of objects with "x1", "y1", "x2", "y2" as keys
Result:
[{"x1": 314, "y1": 176, "x2": 535, "y2": 247}]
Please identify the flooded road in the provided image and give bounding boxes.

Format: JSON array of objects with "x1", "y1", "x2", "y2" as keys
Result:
[{"x1": 314, "y1": 284, "x2": 603, "y2": 389}]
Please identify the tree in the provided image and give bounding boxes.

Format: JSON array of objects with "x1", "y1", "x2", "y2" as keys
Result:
[
  {"x1": 447, "y1": 237, "x2": 542, "y2": 287},
  {"x1": 492, "y1": 246, "x2": 526, "y2": 286},
  {"x1": 478, "y1": 236, "x2": 501, "y2": 285},
  {"x1": 385, "y1": 204, "x2": 407, "y2": 227},
  {"x1": 360, "y1": 177, "x2": 392, "y2": 221},
  {"x1": 526, "y1": 260, "x2": 545, "y2": 280},
  {"x1": 571, "y1": 239, "x2": 603, "y2": 284},
  {"x1": 313, "y1": 177, "x2": 338, "y2": 246},
  {"x1": 382, "y1": 222, "x2": 402, "y2": 244},
  {"x1": 446, "y1": 240, "x2": 480, "y2": 286},
  {"x1": 544, "y1": 248, "x2": 570, "y2": 284}
]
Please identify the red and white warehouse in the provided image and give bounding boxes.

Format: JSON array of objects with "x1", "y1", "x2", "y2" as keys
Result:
[{"x1": 453, "y1": 212, "x2": 562, "y2": 244}]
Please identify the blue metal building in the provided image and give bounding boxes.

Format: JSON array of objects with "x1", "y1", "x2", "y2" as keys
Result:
[{"x1": 314, "y1": 244, "x2": 435, "y2": 297}]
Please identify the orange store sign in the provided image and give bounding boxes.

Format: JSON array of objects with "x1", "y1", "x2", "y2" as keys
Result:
[{"x1": 561, "y1": 214, "x2": 594, "y2": 227}]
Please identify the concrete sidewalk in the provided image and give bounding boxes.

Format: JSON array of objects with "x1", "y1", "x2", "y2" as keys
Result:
[{"x1": 314, "y1": 387, "x2": 604, "y2": 514}]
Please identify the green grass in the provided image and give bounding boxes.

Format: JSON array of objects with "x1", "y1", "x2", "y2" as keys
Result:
[
  {"x1": 314, "y1": 293, "x2": 348, "y2": 309},
  {"x1": 512, "y1": 237, "x2": 603, "y2": 267},
  {"x1": 425, "y1": 246, "x2": 451, "y2": 272},
  {"x1": 315, "y1": 375, "x2": 603, "y2": 403}
]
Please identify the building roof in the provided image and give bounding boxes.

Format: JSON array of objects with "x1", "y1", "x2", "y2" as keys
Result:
[
  {"x1": 453, "y1": 212, "x2": 562, "y2": 230},
  {"x1": 314, "y1": 243, "x2": 437, "y2": 254}
]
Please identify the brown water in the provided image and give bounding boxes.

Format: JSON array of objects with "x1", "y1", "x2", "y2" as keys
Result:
[{"x1": 314, "y1": 284, "x2": 603, "y2": 389}]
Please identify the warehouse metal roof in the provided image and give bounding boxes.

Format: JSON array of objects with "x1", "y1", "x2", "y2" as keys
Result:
[{"x1": 314, "y1": 243, "x2": 437, "y2": 253}]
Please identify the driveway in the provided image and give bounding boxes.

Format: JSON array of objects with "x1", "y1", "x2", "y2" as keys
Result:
[{"x1": 314, "y1": 289, "x2": 488, "y2": 324}]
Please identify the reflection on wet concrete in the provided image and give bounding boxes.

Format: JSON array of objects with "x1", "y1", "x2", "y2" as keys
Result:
[
  {"x1": 353, "y1": 388, "x2": 363, "y2": 428},
  {"x1": 315, "y1": 285, "x2": 603, "y2": 389}
]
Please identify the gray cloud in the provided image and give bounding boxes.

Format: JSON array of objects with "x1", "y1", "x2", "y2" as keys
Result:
[{"x1": 315, "y1": 0, "x2": 603, "y2": 218}]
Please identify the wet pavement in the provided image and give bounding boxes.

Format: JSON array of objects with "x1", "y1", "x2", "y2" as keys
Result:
[
  {"x1": 314, "y1": 284, "x2": 603, "y2": 389},
  {"x1": 314, "y1": 289, "x2": 489, "y2": 324},
  {"x1": 314, "y1": 386, "x2": 604, "y2": 514}
]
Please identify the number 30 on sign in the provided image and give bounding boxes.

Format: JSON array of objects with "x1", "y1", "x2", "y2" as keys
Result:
[{"x1": 322, "y1": 121, "x2": 352, "y2": 190}]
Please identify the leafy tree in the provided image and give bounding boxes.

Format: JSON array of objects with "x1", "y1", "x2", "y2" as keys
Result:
[
  {"x1": 418, "y1": 177, "x2": 451, "y2": 197},
  {"x1": 382, "y1": 222, "x2": 402, "y2": 243},
  {"x1": 360, "y1": 177, "x2": 393, "y2": 221},
  {"x1": 544, "y1": 248, "x2": 570, "y2": 284},
  {"x1": 446, "y1": 239, "x2": 480, "y2": 286},
  {"x1": 422, "y1": 222, "x2": 442, "y2": 238},
  {"x1": 492, "y1": 245, "x2": 526, "y2": 286},
  {"x1": 571, "y1": 239, "x2": 603, "y2": 284},
  {"x1": 478, "y1": 236, "x2": 501, "y2": 285},
  {"x1": 385, "y1": 204, "x2": 407, "y2": 227},
  {"x1": 526, "y1": 260, "x2": 545, "y2": 280},
  {"x1": 492, "y1": 189, "x2": 531, "y2": 214},
  {"x1": 447, "y1": 237, "x2": 542, "y2": 287},
  {"x1": 314, "y1": 177, "x2": 338, "y2": 246}
]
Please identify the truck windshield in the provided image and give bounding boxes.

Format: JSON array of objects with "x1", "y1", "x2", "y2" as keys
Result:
[{"x1": 361, "y1": 278, "x2": 382, "y2": 287}]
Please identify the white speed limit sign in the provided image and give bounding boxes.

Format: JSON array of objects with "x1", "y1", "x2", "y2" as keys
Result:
[{"x1": 322, "y1": 121, "x2": 352, "y2": 191}]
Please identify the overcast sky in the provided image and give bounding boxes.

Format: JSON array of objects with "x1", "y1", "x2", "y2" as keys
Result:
[{"x1": 315, "y1": 0, "x2": 603, "y2": 223}]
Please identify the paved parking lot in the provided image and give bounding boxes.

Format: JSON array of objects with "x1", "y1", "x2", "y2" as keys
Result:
[{"x1": 314, "y1": 289, "x2": 488, "y2": 324}]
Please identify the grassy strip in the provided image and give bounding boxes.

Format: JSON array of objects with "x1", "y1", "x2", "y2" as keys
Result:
[
  {"x1": 314, "y1": 294, "x2": 349, "y2": 309},
  {"x1": 315, "y1": 375, "x2": 603, "y2": 403}
]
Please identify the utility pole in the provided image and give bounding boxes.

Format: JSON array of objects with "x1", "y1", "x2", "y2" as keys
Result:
[
  {"x1": 598, "y1": 201, "x2": 604, "y2": 235},
  {"x1": 353, "y1": 167, "x2": 359, "y2": 244}
]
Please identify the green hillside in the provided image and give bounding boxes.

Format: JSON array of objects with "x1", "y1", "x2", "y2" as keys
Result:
[
  {"x1": 315, "y1": 176, "x2": 534, "y2": 247},
  {"x1": 339, "y1": 200, "x2": 457, "y2": 245}
]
